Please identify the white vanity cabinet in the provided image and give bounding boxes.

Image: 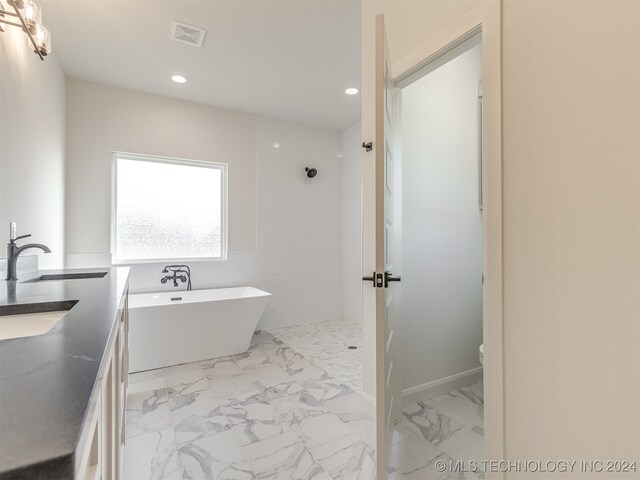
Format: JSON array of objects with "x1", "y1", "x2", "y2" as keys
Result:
[{"x1": 75, "y1": 291, "x2": 129, "y2": 480}]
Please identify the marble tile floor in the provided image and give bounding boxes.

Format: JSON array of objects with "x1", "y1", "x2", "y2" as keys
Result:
[
  {"x1": 122, "y1": 328, "x2": 483, "y2": 480},
  {"x1": 122, "y1": 331, "x2": 376, "y2": 480},
  {"x1": 391, "y1": 383, "x2": 485, "y2": 480},
  {"x1": 266, "y1": 319, "x2": 363, "y2": 392}
]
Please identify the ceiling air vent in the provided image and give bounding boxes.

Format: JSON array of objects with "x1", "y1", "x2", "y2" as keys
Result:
[{"x1": 170, "y1": 21, "x2": 206, "y2": 48}]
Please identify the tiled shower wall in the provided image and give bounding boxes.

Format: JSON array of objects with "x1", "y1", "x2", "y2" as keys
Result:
[{"x1": 67, "y1": 116, "x2": 344, "y2": 329}]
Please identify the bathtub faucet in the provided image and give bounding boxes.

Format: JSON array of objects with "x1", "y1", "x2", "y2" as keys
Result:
[{"x1": 161, "y1": 264, "x2": 192, "y2": 291}]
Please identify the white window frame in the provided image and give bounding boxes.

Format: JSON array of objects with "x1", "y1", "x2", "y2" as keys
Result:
[{"x1": 111, "y1": 152, "x2": 228, "y2": 264}]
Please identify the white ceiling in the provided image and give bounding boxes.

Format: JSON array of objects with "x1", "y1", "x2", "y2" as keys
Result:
[{"x1": 41, "y1": 0, "x2": 361, "y2": 130}]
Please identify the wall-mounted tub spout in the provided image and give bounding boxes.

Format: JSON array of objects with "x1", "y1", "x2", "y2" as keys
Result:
[{"x1": 161, "y1": 264, "x2": 192, "y2": 290}]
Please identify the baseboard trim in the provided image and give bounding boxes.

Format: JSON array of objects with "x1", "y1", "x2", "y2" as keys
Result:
[
  {"x1": 358, "y1": 390, "x2": 376, "y2": 407},
  {"x1": 402, "y1": 367, "x2": 483, "y2": 407}
]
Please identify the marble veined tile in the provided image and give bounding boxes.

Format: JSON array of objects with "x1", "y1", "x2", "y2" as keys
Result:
[
  {"x1": 286, "y1": 358, "x2": 359, "y2": 401},
  {"x1": 272, "y1": 391, "x2": 354, "y2": 448},
  {"x1": 309, "y1": 433, "x2": 376, "y2": 480},
  {"x1": 388, "y1": 467, "x2": 409, "y2": 480},
  {"x1": 346, "y1": 380, "x2": 364, "y2": 393},
  {"x1": 126, "y1": 389, "x2": 173, "y2": 439},
  {"x1": 202, "y1": 356, "x2": 244, "y2": 379},
  {"x1": 458, "y1": 383, "x2": 484, "y2": 407},
  {"x1": 322, "y1": 393, "x2": 376, "y2": 448},
  {"x1": 218, "y1": 391, "x2": 290, "y2": 447},
  {"x1": 390, "y1": 437, "x2": 444, "y2": 477},
  {"x1": 222, "y1": 391, "x2": 279, "y2": 425},
  {"x1": 179, "y1": 430, "x2": 255, "y2": 480},
  {"x1": 270, "y1": 391, "x2": 327, "y2": 425},
  {"x1": 301, "y1": 375, "x2": 355, "y2": 404},
  {"x1": 130, "y1": 369, "x2": 164, "y2": 384},
  {"x1": 402, "y1": 403, "x2": 482, "y2": 456},
  {"x1": 261, "y1": 380, "x2": 306, "y2": 402},
  {"x1": 391, "y1": 424, "x2": 417, "y2": 446},
  {"x1": 123, "y1": 427, "x2": 182, "y2": 480},
  {"x1": 241, "y1": 430, "x2": 328, "y2": 480},
  {"x1": 123, "y1": 323, "x2": 485, "y2": 480},
  {"x1": 449, "y1": 440, "x2": 484, "y2": 473},
  {"x1": 322, "y1": 392, "x2": 374, "y2": 419},
  {"x1": 129, "y1": 369, "x2": 165, "y2": 394},
  {"x1": 264, "y1": 344, "x2": 305, "y2": 367},
  {"x1": 239, "y1": 361, "x2": 307, "y2": 401},
  {"x1": 428, "y1": 391, "x2": 484, "y2": 434},
  {"x1": 163, "y1": 362, "x2": 210, "y2": 394},
  {"x1": 241, "y1": 364, "x2": 293, "y2": 391},
  {"x1": 312, "y1": 353, "x2": 362, "y2": 387},
  {"x1": 129, "y1": 386, "x2": 168, "y2": 410},
  {"x1": 235, "y1": 343, "x2": 297, "y2": 370},
  {"x1": 232, "y1": 420, "x2": 292, "y2": 448},
  {"x1": 266, "y1": 319, "x2": 363, "y2": 393},
  {"x1": 283, "y1": 358, "x2": 328, "y2": 382},
  {"x1": 168, "y1": 387, "x2": 232, "y2": 446},
  {"x1": 207, "y1": 376, "x2": 261, "y2": 400}
]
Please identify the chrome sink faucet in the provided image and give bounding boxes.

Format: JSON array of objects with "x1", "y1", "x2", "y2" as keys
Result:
[{"x1": 6, "y1": 222, "x2": 51, "y2": 281}]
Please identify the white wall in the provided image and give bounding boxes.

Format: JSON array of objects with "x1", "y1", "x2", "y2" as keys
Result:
[
  {"x1": 65, "y1": 78, "x2": 257, "y2": 254},
  {"x1": 0, "y1": 28, "x2": 66, "y2": 268},
  {"x1": 65, "y1": 80, "x2": 344, "y2": 328},
  {"x1": 401, "y1": 44, "x2": 482, "y2": 393},
  {"x1": 342, "y1": 123, "x2": 363, "y2": 326},
  {"x1": 363, "y1": 0, "x2": 640, "y2": 469},
  {"x1": 500, "y1": 0, "x2": 640, "y2": 467},
  {"x1": 254, "y1": 116, "x2": 342, "y2": 327}
]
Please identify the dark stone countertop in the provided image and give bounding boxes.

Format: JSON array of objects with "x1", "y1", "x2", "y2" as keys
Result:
[{"x1": 0, "y1": 267, "x2": 130, "y2": 479}]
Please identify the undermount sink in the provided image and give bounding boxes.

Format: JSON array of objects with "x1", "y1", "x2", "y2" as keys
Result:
[
  {"x1": 0, "y1": 300, "x2": 78, "y2": 340},
  {"x1": 23, "y1": 272, "x2": 108, "y2": 283}
]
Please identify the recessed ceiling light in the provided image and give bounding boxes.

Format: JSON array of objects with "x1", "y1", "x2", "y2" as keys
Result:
[
  {"x1": 345, "y1": 87, "x2": 359, "y2": 95},
  {"x1": 171, "y1": 74, "x2": 187, "y2": 84}
]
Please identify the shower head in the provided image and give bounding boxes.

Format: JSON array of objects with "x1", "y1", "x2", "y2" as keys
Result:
[{"x1": 305, "y1": 167, "x2": 317, "y2": 178}]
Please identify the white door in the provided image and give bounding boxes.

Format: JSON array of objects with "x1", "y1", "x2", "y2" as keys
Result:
[{"x1": 373, "y1": 14, "x2": 402, "y2": 479}]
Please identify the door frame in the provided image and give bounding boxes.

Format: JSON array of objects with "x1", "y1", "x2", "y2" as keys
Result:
[{"x1": 389, "y1": 1, "x2": 504, "y2": 471}]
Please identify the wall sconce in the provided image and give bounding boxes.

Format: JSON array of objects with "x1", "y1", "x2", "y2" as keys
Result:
[{"x1": 0, "y1": 0, "x2": 51, "y2": 60}]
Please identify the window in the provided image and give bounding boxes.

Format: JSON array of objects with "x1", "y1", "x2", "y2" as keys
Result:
[{"x1": 112, "y1": 153, "x2": 226, "y2": 263}]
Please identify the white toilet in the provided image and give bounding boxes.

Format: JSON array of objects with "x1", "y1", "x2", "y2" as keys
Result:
[{"x1": 479, "y1": 344, "x2": 484, "y2": 365}]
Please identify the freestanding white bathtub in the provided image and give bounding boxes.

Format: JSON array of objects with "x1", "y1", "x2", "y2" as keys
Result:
[{"x1": 128, "y1": 286, "x2": 271, "y2": 372}]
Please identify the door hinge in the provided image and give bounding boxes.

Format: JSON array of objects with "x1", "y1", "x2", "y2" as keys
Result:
[
  {"x1": 363, "y1": 272, "x2": 384, "y2": 288},
  {"x1": 362, "y1": 142, "x2": 373, "y2": 152}
]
